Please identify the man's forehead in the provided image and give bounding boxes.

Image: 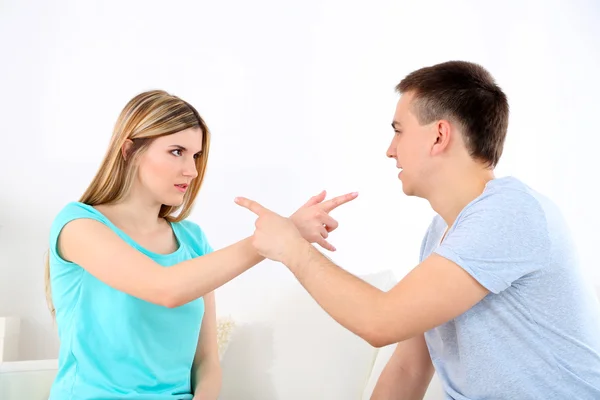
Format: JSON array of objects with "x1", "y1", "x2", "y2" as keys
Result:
[
  {"x1": 393, "y1": 96, "x2": 407, "y2": 121},
  {"x1": 394, "y1": 92, "x2": 417, "y2": 119},
  {"x1": 398, "y1": 91, "x2": 416, "y2": 108}
]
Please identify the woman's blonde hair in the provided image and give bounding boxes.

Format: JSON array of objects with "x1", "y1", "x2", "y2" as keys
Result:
[{"x1": 45, "y1": 90, "x2": 211, "y2": 317}]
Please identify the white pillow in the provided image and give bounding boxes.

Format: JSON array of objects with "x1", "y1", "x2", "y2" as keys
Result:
[
  {"x1": 216, "y1": 316, "x2": 236, "y2": 361},
  {"x1": 361, "y1": 343, "x2": 397, "y2": 399},
  {"x1": 219, "y1": 269, "x2": 397, "y2": 400}
]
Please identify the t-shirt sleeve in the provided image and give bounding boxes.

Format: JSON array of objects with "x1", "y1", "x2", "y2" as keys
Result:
[
  {"x1": 433, "y1": 190, "x2": 551, "y2": 294},
  {"x1": 196, "y1": 225, "x2": 214, "y2": 256},
  {"x1": 49, "y1": 202, "x2": 109, "y2": 263},
  {"x1": 181, "y1": 220, "x2": 214, "y2": 257}
]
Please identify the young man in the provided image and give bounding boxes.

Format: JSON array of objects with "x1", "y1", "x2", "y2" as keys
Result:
[{"x1": 235, "y1": 61, "x2": 600, "y2": 399}]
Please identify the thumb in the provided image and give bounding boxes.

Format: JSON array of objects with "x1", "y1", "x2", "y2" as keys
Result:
[{"x1": 302, "y1": 190, "x2": 326, "y2": 208}]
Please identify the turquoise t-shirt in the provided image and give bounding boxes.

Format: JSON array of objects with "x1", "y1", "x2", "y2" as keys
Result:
[{"x1": 47, "y1": 202, "x2": 213, "y2": 400}]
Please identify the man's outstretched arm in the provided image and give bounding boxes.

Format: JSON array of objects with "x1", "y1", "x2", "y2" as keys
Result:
[
  {"x1": 285, "y1": 242, "x2": 488, "y2": 347},
  {"x1": 234, "y1": 195, "x2": 489, "y2": 347}
]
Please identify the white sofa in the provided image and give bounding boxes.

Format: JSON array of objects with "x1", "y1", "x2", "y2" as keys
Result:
[
  {"x1": 5, "y1": 271, "x2": 598, "y2": 399},
  {"x1": 0, "y1": 359, "x2": 58, "y2": 399},
  {"x1": 214, "y1": 270, "x2": 444, "y2": 400}
]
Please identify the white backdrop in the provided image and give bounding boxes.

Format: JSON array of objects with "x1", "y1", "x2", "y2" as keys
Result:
[{"x1": 1, "y1": 0, "x2": 598, "y2": 360}]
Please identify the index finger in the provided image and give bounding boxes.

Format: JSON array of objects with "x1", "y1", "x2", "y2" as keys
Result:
[
  {"x1": 320, "y1": 192, "x2": 359, "y2": 213},
  {"x1": 234, "y1": 196, "x2": 268, "y2": 215}
]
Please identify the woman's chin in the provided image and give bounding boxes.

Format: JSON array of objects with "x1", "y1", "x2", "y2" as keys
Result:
[{"x1": 161, "y1": 196, "x2": 185, "y2": 208}]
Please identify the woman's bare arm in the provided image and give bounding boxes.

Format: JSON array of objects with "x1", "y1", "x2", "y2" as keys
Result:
[
  {"x1": 59, "y1": 218, "x2": 262, "y2": 307},
  {"x1": 191, "y1": 291, "x2": 221, "y2": 399},
  {"x1": 58, "y1": 192, "x2": 358, "y2": 308}
]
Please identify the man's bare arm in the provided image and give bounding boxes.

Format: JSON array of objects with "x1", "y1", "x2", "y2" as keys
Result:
[{"x1": 370, "y1": 335, "x2": 434, "y2": 400}]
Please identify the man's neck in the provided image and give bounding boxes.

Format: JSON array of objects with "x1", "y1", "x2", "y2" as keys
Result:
[{"x1": 426, "y1": 165, "x2": 495, "y2": 229}]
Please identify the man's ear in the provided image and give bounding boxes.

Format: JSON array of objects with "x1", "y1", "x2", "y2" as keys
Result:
[
  {"x1": 431, "y1": 120, "x2": 452, "y2": 156},
  {"x1": 121, "y1": 139, "x2": 134, "y2": 160}
]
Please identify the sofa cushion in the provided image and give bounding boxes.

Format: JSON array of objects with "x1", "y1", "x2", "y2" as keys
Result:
[
  {"x1": 219, "y1": 269, "x2": 397, "y2": 400},
  {"x1": 0, "y1": 359, "x2": 57, "y2": 400}
]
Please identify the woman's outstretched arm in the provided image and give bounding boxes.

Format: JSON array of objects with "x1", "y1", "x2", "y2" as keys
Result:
[
  {"x1": 59, "y1": 219, "x2": 260, "y2": 307},
  {"x1": 58, "y1": 191, "x2": 358, "y2": 307}
]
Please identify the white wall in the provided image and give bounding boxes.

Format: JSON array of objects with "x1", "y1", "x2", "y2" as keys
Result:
[{"x1": 0, "y1": 0, "x2": 598, "y2": 360}]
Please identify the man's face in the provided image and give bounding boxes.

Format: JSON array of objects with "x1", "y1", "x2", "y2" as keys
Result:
[{"x1": 386, "y1": 92, "x2": 438, "y2": 197}]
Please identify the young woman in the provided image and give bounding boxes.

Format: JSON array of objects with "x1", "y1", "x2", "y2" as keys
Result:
[{"x1": 45, "y1": 89, "x2": 356, "y2": 400}]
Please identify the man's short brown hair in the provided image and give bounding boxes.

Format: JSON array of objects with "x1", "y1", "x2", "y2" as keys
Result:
[{"x1": 397, "y1": 61, "x2": 509, "y2": 168}]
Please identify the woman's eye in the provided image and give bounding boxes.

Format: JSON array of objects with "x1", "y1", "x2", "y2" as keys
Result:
[
  {"x1": 171, "y1": 149, "x2": 183, "y2": 157},
  {"x1": 193, "y1": 153, "x2": 201, "y2": 159}
]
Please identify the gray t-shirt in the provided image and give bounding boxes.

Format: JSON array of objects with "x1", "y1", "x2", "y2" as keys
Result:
[{"x1": 421, "y1": 176, "x2": 600, "y2": 399}]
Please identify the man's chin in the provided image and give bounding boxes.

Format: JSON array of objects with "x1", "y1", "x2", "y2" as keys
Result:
[
  {"x1": 399, "y1": 180, "x2": 412, "y2": 196},
  {"x1": 401, "y1": 184, "x2": 419, "y2": 198}
]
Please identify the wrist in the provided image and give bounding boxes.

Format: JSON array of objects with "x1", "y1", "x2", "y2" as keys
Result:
[
  {"x1": 283, "y1": 238, "x2": 312, "y2": 273},
  {"x1": 245, "y1": 236, "x2": 266, "y2": 262}
]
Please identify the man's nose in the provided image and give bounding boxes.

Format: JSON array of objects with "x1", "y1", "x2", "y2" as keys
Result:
[{"x1": 386, "y1": 142, "x2": 396, "y2": 159}]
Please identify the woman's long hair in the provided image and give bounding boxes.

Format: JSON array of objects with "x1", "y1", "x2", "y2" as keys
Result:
[{"x1": 45, "y1": 90, "x2": 211, "y2": 318}]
